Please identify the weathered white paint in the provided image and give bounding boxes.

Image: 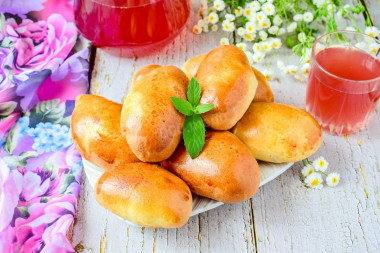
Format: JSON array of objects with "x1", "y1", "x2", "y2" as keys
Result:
[{"x1": 72, "y1": 1, "x2": 380, "y2": 252}]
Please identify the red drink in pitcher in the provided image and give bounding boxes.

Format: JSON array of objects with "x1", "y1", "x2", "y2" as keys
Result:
[
  {"x1": 74, "y1": 0, "x2": 190, "y2": 56},
  {"x1": 306, "y1": 31, "x2": 380, "y2": 135}
]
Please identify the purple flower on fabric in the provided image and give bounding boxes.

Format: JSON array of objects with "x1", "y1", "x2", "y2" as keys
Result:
[
  {"x1": 0, "y1": 0, "x2": 47, "y2": 18},
  {"x1": 0, "y1": 48, "x2": 10, "y2": 89},
  {"x1": 3, "y1": 14, "x2": 77, "y2": 80}
]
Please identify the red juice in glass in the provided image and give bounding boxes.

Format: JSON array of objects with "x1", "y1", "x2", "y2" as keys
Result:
[
  {"x1": 306, "y1": 36, "x2": 380, "y2": 135},
  {"x1": 74, "y1": 0, "x2": 190, "y2": 56}
]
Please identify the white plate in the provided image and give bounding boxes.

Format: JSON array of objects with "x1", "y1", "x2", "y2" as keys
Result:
[{"x1": 83, "y1": 159, "x2": 293, "y2": 227}]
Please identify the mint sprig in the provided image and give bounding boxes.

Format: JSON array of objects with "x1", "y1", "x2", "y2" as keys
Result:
[{"x1": 171, "y1": 77, "x2": 214, "y2": 159}]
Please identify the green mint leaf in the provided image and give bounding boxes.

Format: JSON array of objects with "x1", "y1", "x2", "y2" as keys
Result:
[
  {"x1": 183, "y1": 114, "x2": 205, "y2": 159},
  {"x1": 194, "y1": 104, "x2": 214, "y2": 114},
  {"x1": 187, "y1": 77, "x2": 201, "y2": 106},
  {"x1": 170, "y1": 97, "x2": 193, "y2": 116}
]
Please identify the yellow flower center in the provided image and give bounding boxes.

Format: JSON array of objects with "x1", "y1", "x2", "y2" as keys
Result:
[
  {"x1": 258, "y1": 15, "x2": 263, "y2": 20},
  {"x1": 371, "y1": 48, "x2": 377, "y2": 54},
  {"x1": 332, "y1": 178, "x2": 337, "y2": 184},
  {"x1": 319, "y1": 161, "x2": 325, "y2": 167},
  {"x1": 311, "y1": 179, "x2": 319, "y2": 186},
  {"x1": 307, "y1": 169, "x2": 313, "y2": 175},
  {"x1": 369, "y1": 32, "x2": 374, "y2": 37},
  {"x1": 267, "y1": 7, "x2": 271, "y2": 12},
  {"x1": 245, "y1": 34, "x2": 252, "y2": 40},
  {"x1": 262, "y1": 22, "x2": 269, "y2": 28},
  {"x1": 245, "y1": 10, "x2": 251, "y2": 15},
  {"x1": 210, "y1": 16, "x2": 214, "y2": 21},
  {"x1": 273, "y1": 43, "x2": 278, "y2": 47},
  {"x1": 291, "y1": 70, "x2": 297, "y2": 74}
]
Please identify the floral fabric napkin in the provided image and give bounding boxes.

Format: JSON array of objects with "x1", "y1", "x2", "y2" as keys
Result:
[{"x1": 0, "y1": 1, "x2": 89, "y2": 252}]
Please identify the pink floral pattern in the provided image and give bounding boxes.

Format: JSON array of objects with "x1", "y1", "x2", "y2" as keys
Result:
[{"x1": 0, "y1": 0, "x2": 88, "y2": 252}]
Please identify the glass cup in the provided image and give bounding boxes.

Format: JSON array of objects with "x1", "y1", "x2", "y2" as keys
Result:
[
  {"x1": 306, "y1": 31, "x2": 380, "y2": 135},
  {"x1": 74, "y1": 0, "x2": 190, "y2": 57}
]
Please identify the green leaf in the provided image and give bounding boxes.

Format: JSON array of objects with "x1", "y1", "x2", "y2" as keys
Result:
[
  {"x1": 4, "y1": 123, "x2": 20, "y2": 154},
  {"x1": 170, "y1": 97, "x2": 193, "y2": 116},
  {"x1": 0, "y1": 114, "x2": 14, "y2": 122},
  {"x1": 59, "y1": 116, "x2": 71, "y2": 126},
  {"x1": 59, "y1": 174, "x2": 78, "y2": 194},
  {"x1": 17, "y1": 206, "x2": 30, "y2": 218},
  {"x1": 29, "y1": 99, "x2": 65, "y2": 127},
  {"x1": 187, "y1": 78, "x2": 202, "y2": 106},
  {"x1": 0, "y1": 101, "x2": 17, "y2": 116},
  {"x1": 3, "y1": 151, "x2": 38, "y2": 169},
  {"x1": 44, "y1": 160, "x2": 59, "y2": 179},
  {"x1": 194, "y1": 104, "x2": 214, "y2": 114},
  {"x1": 183, "y1": 114, "x2": 205, "y2": 159},
  {"x1": 40, "y1": 197, "x2": 49, "y2": 203}
]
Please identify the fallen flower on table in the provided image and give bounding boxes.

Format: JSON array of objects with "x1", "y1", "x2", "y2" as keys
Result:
[
  {"x1": 302, "y1": 157, "x2": 341, "y2": 189},
  {"x1": 305, "y1": 172, "x2": 324, "y2": 189},
  {"x1": 312, "y1": 156, "x2": 329, "y2": 172},
  {"x1": 326, "y1": 173, "x2": 340, "y2": 187}
]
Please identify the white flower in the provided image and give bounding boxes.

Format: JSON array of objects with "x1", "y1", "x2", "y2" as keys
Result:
[
  {"x1": 327, "y1": 4, "x2": 335, "y2": 14},
  {"x1": 211, "y1": 24, "x2": 218, "y2": 32},
  {"x1": 244, "y1": 8, "x2": 252, "y2": 18},
  {"x1": 273, "y1": 15, "x2": 283, "y2": 26},
  {"x1": 204, "y1": 17, "x2": 210, "y2": 23},
  {"x1": 259, "y1": 30, "x2": 268, "y2": 40},
  {"x1": 225, "y1": 13, "x2": 236, "y2": 22},
  {"x1": 271, "y1": 38, "x2": 282, "y2": 49},
  {"x1": 214, "y1": 0, "x2": 226, "y2": 11},
  {"x1": 293, "y1": 14, "x2": 303, "y2": 22},
  {"x1": 262, "y1": 69, "x2": 274, "y2": 80},
  {"x1": 208, "y1": 12, "x2": 219, "y2": 24},
  {"x1": 243, "y1": 32, "x2": 255, "y2": 41},
  {"x1": 244, "y1": 51, "x2": 254, "y2": 65},
  {"x1": 302, "y1": 164, "x2": 314, "y2": 177},
  {"x1": 222, "y1": 20, "x2": 235, "y2": 32},
  {"x1": 277, "y1": 28, "x2": 286, "y2": 36},
  {"x1": 249, "y1": 1, "x2": 261, "y2": 11},
  {"x1": 287, "y1": 22, "x2": 297, "y2": 32},
  {"x1": 298, "y1": 32, "x2": 307, "y2": 43},
  {"x1": 236, "y1": 42, "x2": 247, "y2": 51},
  {"x1": 277, "y1": 60, "x2": 285, "y2": 69},
  {"x1": 262, "y1": 41, "x2": 272, "y2": 52},
  {"x1": 305, "y1": 172, "x2": 324, "y2": 189},
  {"x1": 247, "y1": 13, "x2": 257, "y2": 22},
  {"x1": 301, "y1": 63, "x2": 310, "y2": 75},
  {"x1": 303, "y1": 12, "x2": 314, "y2": 23},
  {"x1": 313, "y1": 0, "x2": 325, "y2": 8},
  {"x1": 253, "y1": 52, "x2": 265, "y2": 63},
  {"x1": 294, "y1": 74, "x2": 307, "y2": 81},
  {"x1": 193, "y1": 25, "x2": 202, "y2": 34},
  {"x1": 312, "y1": 157, "x2": 329, "y2": 172},
  {"x1": 369, "y1": 43, "x2": 380, "y2": 55},
  {"x1": 220, "y1": 37, "x2": 230, "y2": 46},
  {"x1": 326, "y1": 172, "x2": 340, "y2": 187},
  {"x1": 345, "y1": 26, "x2": 356, "y2": 31},
  {"x1": 208, "y1": 7, "x2": 215, "y2": 14},
  {"x1": 257, "y1": 11, "x2": 267, "y2": 22},
  {"x1": 286, "y1": 65, "x2": 298, "y2": 75},
  {"x1": 202, "y1": 25, "x2": 209, "y2": 33},
  {"x1": 246, "y1": 22, "x2": 256, "y2": 33},
  {"x1": 268, "y1": 25, "x2": 279, "y2": 35},
  {"x1": 237, "y1": 27, "x2": 246, "y2": 36},
  {"x1": 259, "y1": 18, "x2": 271, "y2": 29},
  {"x1": 262, "y1": 3, "x2": 275, "y2": 15},
  {"x1": 301, "y1": 48, "x2": 312, "y2": 63},
  {"x1": 365, "y1": 26, "x2": 380, "y2": 37},
  {"x1": 235, "y1": 7, "x2": 243, "y2": 17},
  {"x1": 253, "y1": 43, "x2": 262, "y2": 52},
  {"x1": 197, "y1": 19, "x2": 205, "y2": 28}
]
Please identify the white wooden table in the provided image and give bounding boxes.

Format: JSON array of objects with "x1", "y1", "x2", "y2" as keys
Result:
[{"x1": 72, "y1": 2, "x2": 380, "y2": 252}]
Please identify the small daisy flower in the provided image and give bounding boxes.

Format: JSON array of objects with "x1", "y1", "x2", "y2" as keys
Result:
[
  {"x1": 345, "y1": 26, "x2": 356, "y2": 31},
  {"x1": 244, "y1": 51, "x2": 254, "y2": 65},
  {"x1": 208, "y1": 7, "x2": 215, "y2": 14},
  {"x1": 271, "y1": 38, "x2": 282, "y2": 49},
  {"x1": 237, "y1": 27, "x2": 246, "y2": 36},
  {"x1": 214, "y1": 0, "x2": 226, "y2": 11},
  {"x1": 273, "y1": 15, "x2": 283, "y2": 26},
  {"x1": 287, "y1": 22, "x2": 297, "y2": 32},
  {"x1": 277, "y1": 28, "x2": 286, "y2": 36},
  {"x1": 303, "y1": 12, "x2": 314, "y2": 23},
  {"x1": 259, "y1": 30, "x2": 268, "y2": 40},
  {"x1": 197, "y1": 19, "x2": 205, "y2": 28},
  {"x1": 293, "y1": 14, "x2": 303, "y2": 22},
  {"x1": 222, "y1": 20, "x2": 235, "y2": 32},
  {"x1": 268, "y1": 25, "x2": 279, "y2": 35},
  {"x1": 249, "y1": 1, "x2": 261, "y2": 11},
  {"x1": 246, "y1": 22, "x2": 256, "y2": 33},
  {"x1": 262, "y1": 41, "x2": 272, "y2": 52},
  {"x1": 247, "y1": 13, "x2": 257, "y2": 22},
  {"x1": 225, "y1": 13, "x2": 236, "y2": 22},
  {"x1": 211, "y1": 24, "x2": 218, "y2": 32},
  {"x1": 262, "y1": 69, "x2": 274, "y2": 80},
  {"x1": 262, "y1": 3, "x2": 275, "y2": 15},
  {"x1": 193, "y1": 25, "x2": 202, "y2": 34},
  {"x1": 305, "y1": 172, "x2": 324, "y2": 189},
  {"x1": 312, "y1": 157, "x2": 329, "y2": 172},
  {"x1": 313, "y1": 0, "x2": 325, "y2": 8},
  {"x1": 257, "y1": 11, "x2": 267, "y2": 22},
  {"x1": 301, "y1": 164, "x2": 314, "y2": 177},
  {"x1": 236, "y1": 42, "x2": 247, "y2": 51},
  {"x1": 286, "y1": 65, "x2": 298, "y2": 75},
  {"x1": 301, "y1": 63, "x2": 310, "y2": 75},
  {"x1": 243, "y1": 32, "x2": 255, "y2": 41},
  {"x1": 220, "y1": 37, "x2": 230, "y2": 46},
  {"x1": 202, "y1": 25, "x2": 209, "y2": 33},
  {"x1": 300, "y1": 48, "x2": 311, "y2": 63},
  {"x1": 365, "y1": 26, "x2": 380, "y2": 37},
  {"x1": 208, "y1": 12, "x2": 219, "y2": 24},
  {"x1": 253, "y1": 52, "x2": 265, "y2": 63},
  {"x1": 253, "y1": 43, "x2": 262, "y2": 52},
  {"x1": 244, "y1": 8, "x2": 252, "y2": 18},
  {"x1": 259, "y1": 18, "x2": 271, "y2": 29},
  {"x1": 369, "y1": 43, "x2": 380, "y2": 55},
  {"x1": 235, "y1": 7, "x2": 243, "y2": 17},
  {"x1": 326, "y1": 172, "x2": 340, "y2": 187},
  {"x1": 204, "y1": 17, "x2": 210, "y2": 23},
  {"x1": 294, "y1": 74, "x2": 307, "y2": 81},
  {"x1": 277, "y1": 60, "x2": 285, "y2": 69},
  {"x1": 298, "y1": 32, "x2": 307, "y2": 43}
]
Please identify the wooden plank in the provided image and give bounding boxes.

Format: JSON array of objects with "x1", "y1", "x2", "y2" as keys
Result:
[{"x1": 362, "y1": 0, "x2": 380, "y2": 26}]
